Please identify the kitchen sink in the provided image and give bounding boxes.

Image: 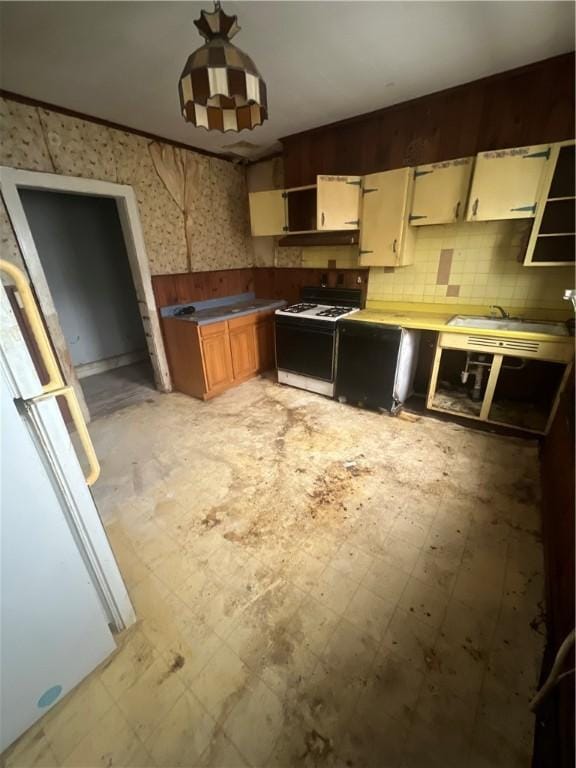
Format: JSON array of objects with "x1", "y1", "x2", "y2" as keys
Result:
[{"x1": 447, "y1": 315, "x2": 569, "y2": 336}]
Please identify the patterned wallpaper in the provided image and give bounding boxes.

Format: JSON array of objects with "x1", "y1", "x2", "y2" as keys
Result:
[{"x1": 0, "y1": 97, "x2": 253, "y2": 275}]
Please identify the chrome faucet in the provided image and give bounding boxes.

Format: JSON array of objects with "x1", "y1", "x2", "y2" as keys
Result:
[
  {"x1": 489, "y1": 305, "x2": 509, "y2": 319},
  {"x1": 563, "y1": 289, "x2": 576, "y2": 311}
]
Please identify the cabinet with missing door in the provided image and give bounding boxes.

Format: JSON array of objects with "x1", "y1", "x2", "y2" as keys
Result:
[
  {"x1": 427, "y1": 332, "x2": 574, "y2": 434},
  {"x1": 523, "y1": 140, "x2": 575, "y2": 266},
  {"x1": 248, "y1": 176, "x2": 361, "y2": 236}
]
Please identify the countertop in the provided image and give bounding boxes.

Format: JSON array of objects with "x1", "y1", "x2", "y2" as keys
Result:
[
  {"x1": 348, "y1": 307, "x2": 574, "y2": 345},
  {"x1": 160, "y1": 293, "x2": 286, "y2": 326}
]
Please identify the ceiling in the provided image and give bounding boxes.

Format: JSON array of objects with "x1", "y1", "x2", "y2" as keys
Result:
[{"x1": 0, "y1": 1, "x2": 574, "y2": 160}]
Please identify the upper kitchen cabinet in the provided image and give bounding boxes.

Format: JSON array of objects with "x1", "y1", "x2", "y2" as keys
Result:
[
  {"x1": 285, "y1": 186, "x2": 317, "y2": 233},
  {"x1": 248, "y1": 190, "x2": 286, "y2": 236},
  {"x1": 359, "y1": 168, "x2": 415, "y2": 267},
  {"x1": 466, "y1": 143, "x2": 552, "y2": 222},
  {"x1": 409, "y1": 158, "x2": 474, "y2": 226},
  {"x1": 523, "y1": 140, "x2": 575, "y2": 267},
  {"x1": 316, "y1": 175, "x2": 361, "y2": 230},
  {"x1": 249, "y1": 177, "x2": 362, "y2": 237}
]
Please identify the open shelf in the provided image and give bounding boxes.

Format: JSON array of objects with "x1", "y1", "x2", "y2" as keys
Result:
[
  {"x1": 524, "y1": 142, "x2": 575, "y2": 265},
  {"x1": 278, "y1": 230, "x2": 359, "y2": 247}
]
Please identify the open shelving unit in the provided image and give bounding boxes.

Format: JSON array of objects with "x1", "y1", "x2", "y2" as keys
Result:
[{"x1": 524, "y1": 141, "x2": 575, "y2": 266}]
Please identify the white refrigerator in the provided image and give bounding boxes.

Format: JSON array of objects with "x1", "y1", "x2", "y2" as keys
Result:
[{"x1": 0, "y1": 260, "x2": 134, "y2": 753}]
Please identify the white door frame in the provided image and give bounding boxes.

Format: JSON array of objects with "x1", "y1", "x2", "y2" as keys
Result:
[{"x1": 0, "y1": 167, "x2": 171, "y2": 412}]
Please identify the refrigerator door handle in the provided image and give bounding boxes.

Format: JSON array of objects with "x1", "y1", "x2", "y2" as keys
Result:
[
  {"x1": 0, "y1": 259, "x2": 64, "y2": 394},
  {"x1": 32, "y1": 385, "x2": 100, "y2": 486},
  {"x1": 0, "y1": 260, "x2": 100, "y2": 486}
]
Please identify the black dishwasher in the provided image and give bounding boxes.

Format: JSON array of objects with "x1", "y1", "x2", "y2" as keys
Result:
[{"x1": 335, "y1": 321, "x2": 420, "y2": 412}]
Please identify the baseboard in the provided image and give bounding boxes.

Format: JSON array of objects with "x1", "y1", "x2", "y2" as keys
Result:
[{"x1": 76, "y1": 351, "x2": 147, "y2": 379}]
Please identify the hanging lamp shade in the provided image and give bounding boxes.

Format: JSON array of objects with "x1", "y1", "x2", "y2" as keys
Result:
[{"x1": 178, "y1": 2, "x2": 268, "y2": 132}]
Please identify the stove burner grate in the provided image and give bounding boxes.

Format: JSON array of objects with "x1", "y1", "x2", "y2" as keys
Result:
[{"x1": 283, "y1": 303, "x2": 318, "y2": 313}]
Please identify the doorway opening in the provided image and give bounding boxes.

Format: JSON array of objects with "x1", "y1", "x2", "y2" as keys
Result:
[
  {"x1": 1, "y1": 167, "x2": 171, "y2": 422},
  {"x1": 19, "y1": 189, "x2": 155, "y2": 419}
]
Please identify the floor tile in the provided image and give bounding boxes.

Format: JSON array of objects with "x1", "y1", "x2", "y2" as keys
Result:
[
  {"x1": 223, "y1": 678, "x2": 285, "y2": 766},
  {"x1": 42, "y1": 676, "x2": 115, "y2": 763},
  {"x1": 2, "y1": 726, "x2": 59, "y2": 768},
  {"x1": 425, "y1": 635, "x2": 487, "y2": 701},
  {"x1": 335, "y1": 701, "x2": 408, "y2": 768},
  {"x1": 308, "y1": 564, "x2": 359, "y2": 615},
  {"x1": 328, "y1": 542, "x2": 373, "y2": 583},
  {"x1": 361, "y1": 557, "x2": 411, "y2": 604},
  {"x1": 286, "y1": 594, "x2": 341, "y2": 658},
  {"x1": 401, "y1": 716, "x2": 471, "y2": 768},
  {"x1": 99, "y1": 625, "x2": 159, "y2": 700},
  {"x1": 380, "y1": 608, "x2": 440, "y2": 674},
  {"x1": 159, "y1": 616, "x2": 225, "y2": 689},
  {"x1": 145, "y1": 690, "x2": 217, "y2": 767},
  {"x1": 191, "y1": 644, "x2": 252, "y2": 723},
  {"x1": 342, "y1": 585, "x2": 396, "y2": 642},
  {"x1": 397, "y1": 577, "x2": 449, "y2": 629},
  {"x1": 388, "y1": 514, "x2": 431, "y2": 548},
  {"x1": 320, "y1": 618, "x2": 379, "y2": 684},
  {"x1": 61, "y1": 705, "x2": 154, "y2": 768},
  {"x1": 152, "y1": 548, "x2": 203, "y2": 592},
  {"x1": 115, "y1": 655, "x2": 186, "y2": 742},
  {"x1": 469, "y1": 717, "x2": 532, "y2": 768},
  {"x1": 281, "y1": 549, "x2": 327, "y2": 592},
  {"x1": 411, "y1": 550, "x2": 459, "y2": 594},
  {"x1": 373, "y1": 532, "x2": 422, "y2": 575},
  {"x1": 198, "y1": 728, "x2": 251, "y2": 767},
  {"x1": 357, "y1": 649, "x2": 424, "y2": 723}
]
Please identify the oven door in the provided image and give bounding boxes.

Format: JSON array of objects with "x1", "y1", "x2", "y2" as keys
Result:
[{"x1": 275, "y1": 316, "x2": 336, "y2": 381}]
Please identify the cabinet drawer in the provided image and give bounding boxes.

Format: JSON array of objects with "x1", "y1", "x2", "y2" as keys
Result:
[
  {"x1": 228, "y1": 313, "x2": 258, "y2": 331},
  {"x1": 439, "y1": 332, "x2": 574, "y2": 363},
  {"x1": 200, "y1": 321, "x2": 228, "y2": 338},
  {"x1": 256, "y1": 309, "x2": 276, "y2": 323}
]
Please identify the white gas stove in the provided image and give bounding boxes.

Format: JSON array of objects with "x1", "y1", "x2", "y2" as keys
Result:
[
  {"x1": 275, "y1": 302, "x2": 359, "y2": 322},
  {"x1": 274, "y1": 287, "x2": 362, "y2": 396}
]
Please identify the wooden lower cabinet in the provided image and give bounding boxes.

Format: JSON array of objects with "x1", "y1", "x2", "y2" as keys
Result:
[
  {"x1": 202, "y1": 332, "x2": 233, "y2": 391},
  {"x1": 228, "y1": 314, "x2": 258, "y2": 380},
  {"x1": 255, "y1": 316, "x2": 275, "y2": 371},
  {"x1": 229, "y1": 326, "x2": 257, "y2": 379},
  {"x1": 162, "y1": 311, "x2": 275, "y2": 400}
]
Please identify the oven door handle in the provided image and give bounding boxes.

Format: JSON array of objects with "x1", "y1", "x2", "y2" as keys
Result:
[{"x1": 274, "y1": 318, "x2": 336, "y2": 335}]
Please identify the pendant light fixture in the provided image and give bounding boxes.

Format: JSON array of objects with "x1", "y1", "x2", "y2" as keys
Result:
[{"x1": 178, "y1": 1, "x2": 268, "y2": 132}]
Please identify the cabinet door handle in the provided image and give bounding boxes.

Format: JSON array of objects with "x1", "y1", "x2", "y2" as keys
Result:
[
  {"x1": 321, "y1": 211, "x2": 325, "y2": 227},
  {"x1": 455, "y1": 201, "x2": 461, "y2": 219},
  {"x1": 472, "y1": 198, "x2": 479, "y2": 217},
  {"x1": 392, "y1": 238, "x2": 397, "y2": 253}
]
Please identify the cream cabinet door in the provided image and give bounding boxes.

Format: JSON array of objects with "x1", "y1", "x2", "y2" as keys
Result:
[
  {"x1": 466, "y1": 144, "x2": 552, "y2": 222},
  {"x1": 359, "y1": 168, "x2": 414, "y2": 267},
  {"x1": 409, "y1": 158, "x2": 473, "y2": 226},
  {"x1": 316, "y1": 175, "x2": 361, "y2": 230},
  {"x1": 248, "y1": 190, "x2": 286, "y2": 236}
]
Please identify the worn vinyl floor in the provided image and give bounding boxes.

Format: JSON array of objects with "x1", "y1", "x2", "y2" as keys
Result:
[
  {"x1": 81, "y1": 360, "x2": 156, "y2": 421},
  {"x1": 4, "y1": 376, "x2": 545, "y2": 768}
]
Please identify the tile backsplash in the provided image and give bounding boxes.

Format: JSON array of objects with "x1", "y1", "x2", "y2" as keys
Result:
[
  {"x1": 368, "y1": 220, "x2": 573, "y2": 310},
  {"x1": 299, "y1": 220, "x2": 573, "y2": 312}
]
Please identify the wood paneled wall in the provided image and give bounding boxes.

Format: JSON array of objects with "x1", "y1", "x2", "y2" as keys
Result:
[
  {"x1": 152, "y1": 269, "x2": 255, "y2": 307},
  {"x1": 152, "y1": 267, "x2": 370, "y2": 308},
  {"x1": 253, "y1": 267, "x2": 369, "y2": 307},
  {"x1": 281, "y1": 53, "x2": 575, "y2": 187}
]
